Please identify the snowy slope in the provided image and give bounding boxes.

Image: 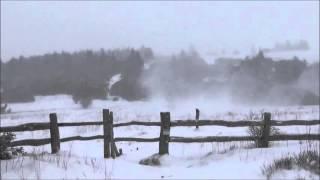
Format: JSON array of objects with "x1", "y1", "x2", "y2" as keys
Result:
[{"x1": 1, "y1": 95, "x2": 319, "y2": 179}]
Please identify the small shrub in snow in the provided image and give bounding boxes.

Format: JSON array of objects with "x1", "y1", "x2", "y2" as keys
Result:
[
  {"x1": 246, "y1": 112, "x2": 281, "y2": 147},
  {"x1": 247, "y1": 125, "x2": 281, "y2": 139},
  {"x1": 0, "y1": 132, "x2": 25, "y2": 160}
]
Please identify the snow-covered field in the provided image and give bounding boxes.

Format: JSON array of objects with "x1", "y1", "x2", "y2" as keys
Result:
[{"x1": 1, "y1": 95, "x2": 319, "y2": 179}]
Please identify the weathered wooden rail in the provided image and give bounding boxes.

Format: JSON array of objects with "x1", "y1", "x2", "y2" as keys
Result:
[
  {"x1": 1, "y1": 109, "x2": 319, "y2": 158},
  {"x1": 2, "y1": 119, "x2": 319, "y2": 132}
]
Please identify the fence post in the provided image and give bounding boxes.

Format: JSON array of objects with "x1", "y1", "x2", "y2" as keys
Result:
[
  {"x1": 195, "y1": 108, "x2": 200, "y2": 129},
  {"x1": 109, "y1": 111, "x2": 115, "y2": 158},
  {"x1": 49, "y1": 113, "x2": 60, "y2": 154},
  {"x1": 259, "y1": 112, "x2": 271, "y2": 148},
  {"x1": 159, "y1": 112, "x2": 171, "y2": 155},
  {"x1": 110, "y1": 111, "x2": 120, "y2": 158},
  {"x1": 103, "y1": 109, "x2": 111, "y2": 158}
]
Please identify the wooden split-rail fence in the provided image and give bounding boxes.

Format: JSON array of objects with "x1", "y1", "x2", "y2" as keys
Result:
[{"x1": 1, "y1": 109, "x2": 319, "y2": 158}]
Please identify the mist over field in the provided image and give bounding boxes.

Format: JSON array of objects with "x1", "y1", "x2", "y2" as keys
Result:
[
  {"x1": 1, "y1": 1, "x2": 319, "y2": 110},
  {"x1": 1, "y1": 1, "x2": 319, "y2": 180},
  {"x1": 1, "y1": 47, "x2": 319, "y2": 110}
]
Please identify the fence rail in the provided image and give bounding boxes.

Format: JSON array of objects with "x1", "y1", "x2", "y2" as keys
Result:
[
  {"x1": 9, "y1": 134, "x2": 320, "y2": 147},
  {"x1": 1, "y1": 120, "x2": 319, "y2": 132},
  {"x1": 1, "y1": 109, "x2": 320, "y2": 158},
  {"x1": 170, "y1": 134, "x2": 320, "y2": 143}
]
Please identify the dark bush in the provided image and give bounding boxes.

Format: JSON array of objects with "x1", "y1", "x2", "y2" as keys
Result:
[{"x1": 0, "y1": 132, "x2": 25, "y2": 160}]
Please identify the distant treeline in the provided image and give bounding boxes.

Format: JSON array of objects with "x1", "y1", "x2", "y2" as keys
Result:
[
  {"x1": 1, "y1": 47, "x2": 153, "y2": 107},
  {"x1": 1, "y1": 47, "x2": 319, "y2": 107}
]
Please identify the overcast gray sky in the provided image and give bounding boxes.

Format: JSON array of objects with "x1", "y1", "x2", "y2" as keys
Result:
[{"x1": 1, "y1": 1, "x2": 319, "y2": 61}]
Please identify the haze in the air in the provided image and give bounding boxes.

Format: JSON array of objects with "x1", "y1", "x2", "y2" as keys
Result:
[{"x1": 1, "y1": 1, "x2": 319, "y2": 62}]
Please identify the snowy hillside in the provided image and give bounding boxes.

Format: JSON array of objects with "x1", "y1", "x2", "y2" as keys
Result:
[{"x1": 1, "y1": 95, "x2": 319, "y2": 179}]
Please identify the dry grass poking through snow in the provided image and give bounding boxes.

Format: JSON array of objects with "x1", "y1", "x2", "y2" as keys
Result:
[{"x1": 261, "y1": 148, "x2": 320, "y2": 179}]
